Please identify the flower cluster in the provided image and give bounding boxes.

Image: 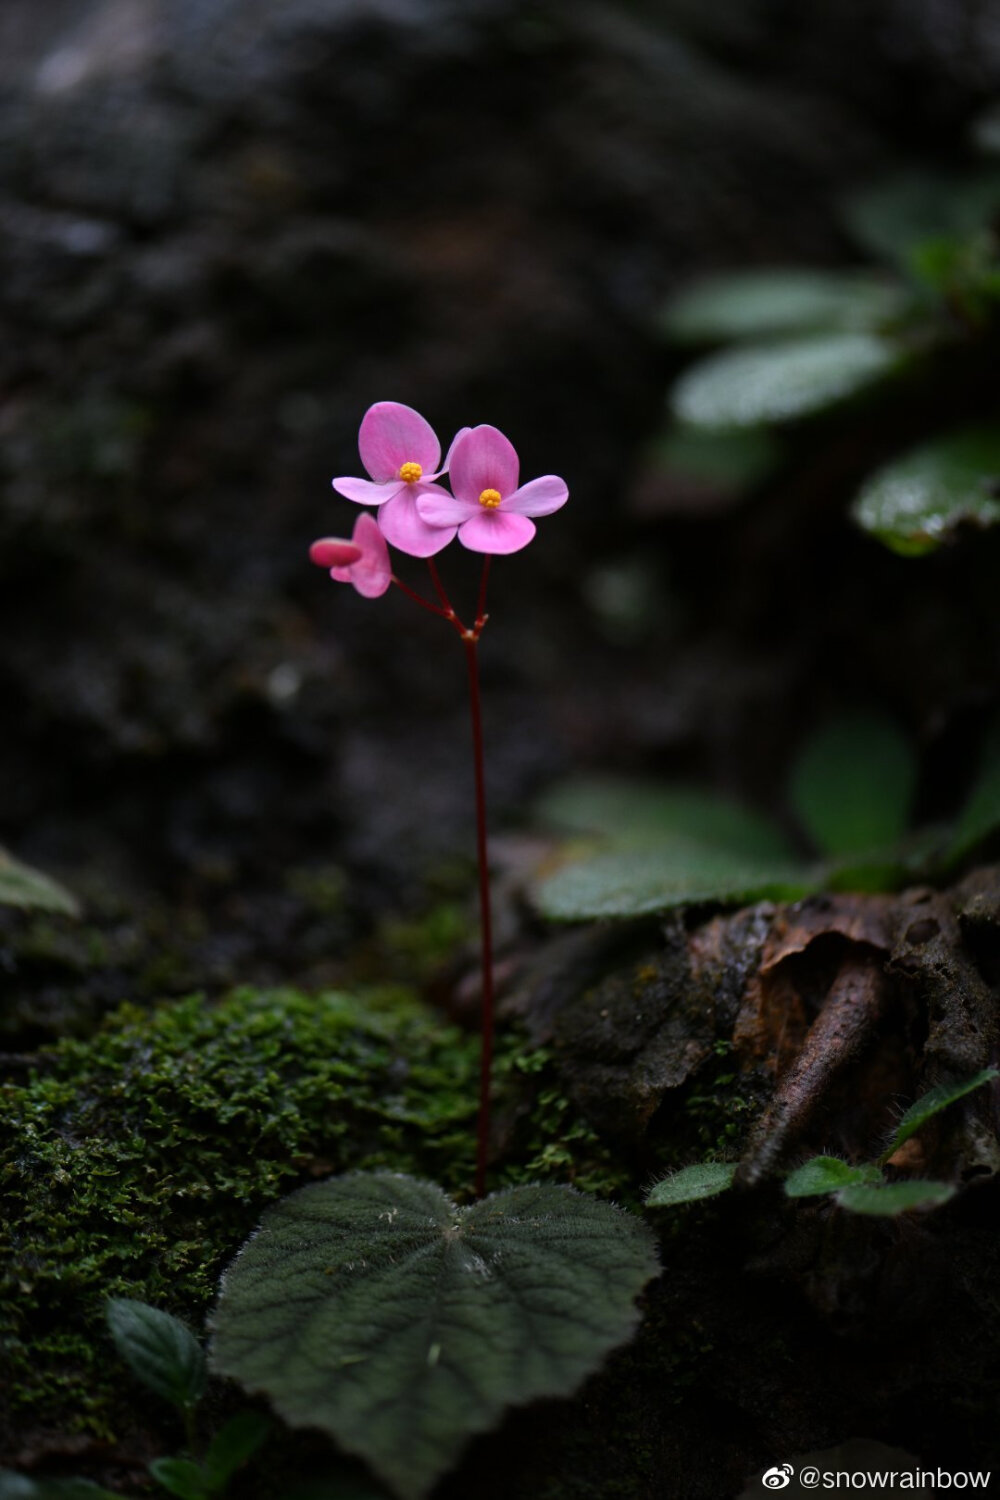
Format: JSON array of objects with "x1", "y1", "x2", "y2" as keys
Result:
[{"x1": 310, "y1": 402, "x2": 569, "y2": 598}]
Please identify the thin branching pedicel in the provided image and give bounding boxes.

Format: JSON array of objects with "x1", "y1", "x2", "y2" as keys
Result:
[{"x1": 311, "y1": 401, "x2": 569, "y2": 1197}]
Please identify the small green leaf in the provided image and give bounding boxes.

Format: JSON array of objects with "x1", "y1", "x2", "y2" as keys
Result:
[
  {"x1": 147, "y1": 1461, "x2": 210, "y2": 1500},
  {"x1": 843, "y1": 170, "x2": 1000, "y2": 263},
  {"x1": 536, "y1": 777, "x2": 793, "y2": 860},
  {"x1": 0, "y1": 848, "x2": 80, "y2": 917},
  {"x1": 790, "y1": 714, "x2": 917, "y2": 859},
  {"x1": 662, "y1": 269, "x2": 907, "y2": 344},
  {"x1": 851, "y1": 428, "x2": 1000, "y2": 557},
  {"x1": 0, "y1": 1477, "x2": 120, "y2": 1500},
  {"x1": 106, "y1": 1299, "x2": 206, "y2": 1411},
  {"x1": 671, "y1": 334, "x2": 903, "y2": 430},
  {"x1": 784, "y1": 1157, "x2": 883, "y2": 1199},
  {"x1": 203, "y1": 1413, "x2": 271, "y2": 1490},
  {"x1": 836, "y1": 1180, "x2": 955, "y2": 1216},
  {"x1": 532, "y1": 847, "x2": 815, "y2": 922},
  {"x1": 210, "y1": 1173, "x2": 659, "y2": 1500},
  {"x1": 645, "y1": 1163, "x2": 737, "y2": 1207},
  {"x1": 880, "y1": 1069, "x2": 998, "y2": 1162},
  {"x1": 950, "y1": 718, "x2": 1000, "y2": 863}
]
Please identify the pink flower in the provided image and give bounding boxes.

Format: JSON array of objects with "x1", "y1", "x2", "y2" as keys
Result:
[
  {"x1": 332, "y1": 400, "x2": 463, "y2": 559},
  {"x1": 309, "y1": 512, "x2": 391, "y2": 598},
  {"x1": 415, "y1": 425, "x2": 568, "y2": 554}
]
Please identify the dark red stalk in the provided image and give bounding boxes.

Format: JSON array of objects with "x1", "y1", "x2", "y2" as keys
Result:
[{"x1": 464, "y1": 632, "x2": 494, "y2": 1200}]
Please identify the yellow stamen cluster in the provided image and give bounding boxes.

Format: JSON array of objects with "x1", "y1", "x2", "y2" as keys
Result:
[
  {"x1": 478, "y1": 488, "x2": 502, "y2": 509},
  {"x1": 398, "y1": 461, "x2": 423, "y2": 483}
]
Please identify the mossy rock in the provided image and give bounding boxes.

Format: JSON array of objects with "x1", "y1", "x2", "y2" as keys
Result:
[{"x1": 0, "y1": 986, "x2": 482, "y2": 1438}]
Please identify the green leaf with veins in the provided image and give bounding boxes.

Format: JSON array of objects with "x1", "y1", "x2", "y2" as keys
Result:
[
  {"x1": 536, "y1": 777, "x2": 793, "y2": 860},
  {"x1": 671, "y1": 334, "x2": 903, "y2": 430},
  {"x1": 532, "y1": 846, "x2": 815, "y2": 922},
  {"x1": 790, "y1": 713, "x2": 917, "y2": 859},
  {"x1": 784, "y1": 1157, "x2": 883, "y2": 1198},
  {"x1": 880, "y1": 1069, "x2": 999, "y2": 1163},
  {"x1": 836, "y1": 1180, "x2": 955, "y2": 1216},
  {"x1": 950, "y1": 718, "x2": 1000, "y2": 863},
  {"x1": 210, "y1": 1173, "x2": 659, "y2": 1500},
  {"x1": 851, "y1": 428, "x2": 1000, "y2": 557},
  {"x1": 106, "y1": 1299, "x2": 206, "y2": 1411},
  {"x1": 0, "y1": 848, "x2": 79, "y2": 916},
  {"x1": 645, "y1": 1163, "x2": 737, "y2": 1207},
  {"x1": 662, "y1": 269, "x2": 908, "y2": 344}
]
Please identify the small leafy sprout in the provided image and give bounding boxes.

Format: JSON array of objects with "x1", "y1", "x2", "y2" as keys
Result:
[
  {"x1": 644, "y1": 1069, "x2": 998, "y2": 1220},
  {"x1": 105, "y1": 1299, "x2": 269, "y2": 1499},
  {"x1": 644, "y1": 1163, "x2": 737, "y2": 1207},
  {"x1": 106, "y1": 1298, "x2": 206, "y2": 1418},
  {"x1": 210, "y1": 1172, "x2": 658, "y2": 1500}
]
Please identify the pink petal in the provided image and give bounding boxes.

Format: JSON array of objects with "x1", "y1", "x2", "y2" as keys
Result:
[
  {"x1": 349, "y1": 512, "x2": 392, "y2": 597},
  {"x1": 448, "y1": 425, "x2": 519, "y2": 505},
  {"x1": 439, "y1": 425, "x2": 472, "y2": 475},
  {"x1": 332, "y1": 475, "x2": 403, "y2": 506},
  {"x1": 503, "y1": 475, "x2": 569, "y2": 517},
  {"x1": 415, "y1": 486, "x2": 479, "y2": 527},
  {"x1": 311, "y1": 537, "x2": 363, "y2": 568},
  {"x1": 457, "y1": 510, "x2": 536, "y2": 555},
  {"x1": 358, "y1": 402, "x2": 441, "y2": 482},
  {"x1": 378, "y1": 490, "x2": 456, "y2": 557}
]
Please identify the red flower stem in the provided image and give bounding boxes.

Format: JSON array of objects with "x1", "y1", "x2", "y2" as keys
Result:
[
  {"x1": 391, "y1": 576, "x2": 452, "y2": 619},
  {"x1": 475, "y1": 555, "x2": 491, "y2": 630},
  {"x1": 425, "y1": 555, "x2": 452, "y2": 618},
  {"x1": 464, "y1": 633, "x2": 494, "y2": 1200}
]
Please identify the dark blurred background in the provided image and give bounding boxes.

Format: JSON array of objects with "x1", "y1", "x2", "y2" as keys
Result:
[{"x1": 3, "y1": 0, "x2": 1000, "y2": 1009}]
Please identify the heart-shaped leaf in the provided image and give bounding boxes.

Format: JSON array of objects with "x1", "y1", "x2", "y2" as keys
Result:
[
  {"x1": 662, "y1": 269, "x2": 907, "y2": 344},
  {"x1": 784, "y1": 1157, "x2": 883, "y2": 1198},
  {"x1": 836, "y1": 1180, "x2": 955, "y2": 1216},
  {"x1": 533, "y1": 846, "x2": 814, "y2": 921},
  {"x1": 880, "y1": 1068, "x2": 998, "y2": 1163},
  {"x1": 106, "y1": 1299, "x2": 206, "y2": 1411},
  {"x1": 0, "y1": 848, "x2": 79, "y2": 917},
  {"x1": 210, "y1": 1173, "x2": 659, "y2": 1500},
  {"x1": 645, "y1": 1163, "x2": 737, "y2": 1207},
  {"x1": 790, "y1": 714, "x2": 917, "y2": 859},
  {"x1": 671, "y1": 334, "x2": 902, "y2": 430},
  {"x1": 851, "y1": 428, "x2": 1000, "y2": 557}
]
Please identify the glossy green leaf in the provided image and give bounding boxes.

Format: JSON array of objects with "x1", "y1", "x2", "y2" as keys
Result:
[
  {"x1": 532, "y1": 846, "x2": 815, "y2": 921},
  {"x1": 671, "y1": 334, "x2": 902, "y2": 430},
  {"x1": 790, "y1": 714, "x2": 917, "y2": 859},
  {"x1": 843, "y1": 170, "x2": 1000, "y2": 263},
  {"x1": 950, "y1": 718, "x2": 1000, "y2": 862},
  {"x1": 0, "y1": 848, "x2": 80, "y2": 917},
  {"x1": 663, "y1": 269, "x2": 907, "y2": 344},
  {"x1": 836, "y1": 1180, "x2": 955, "y2": 1216},
  {"x1": 106, "y1": 1299, "x2": 206, "y2": 1411},
  {"x1": 880, "y1": 1069, "x2": 998, "y2": 1163},
  {"x1": 147, "y1": 1460, "x2": 210, "y2": 1500},
  {"x1": 210, "y1": 1173, "x2": 659, "y2": 1500},
  {"x1": 536, "y1": 777, "x2": 793, "y2": 860},
  {"x1": 0, "y1": 1478, "x2": 119, "y2": 1500},
  {"x1": 202, "y1": 1413, "x2": 271, "y2": 1490},
  {"x1": 784, "y1": 1157, "x2": 883, "y2": 1199},
  {"x1": 851, "y1": 428, "x2": 1000, "y2": 557},
  {"x1": 645, "y1": 1163, "x2": 737, "y2": 1207}
]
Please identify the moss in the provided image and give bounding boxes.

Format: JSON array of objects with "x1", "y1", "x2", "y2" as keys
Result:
[{"x1": 0, "y1": 985, "x2": 481, "y2": 1436}]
